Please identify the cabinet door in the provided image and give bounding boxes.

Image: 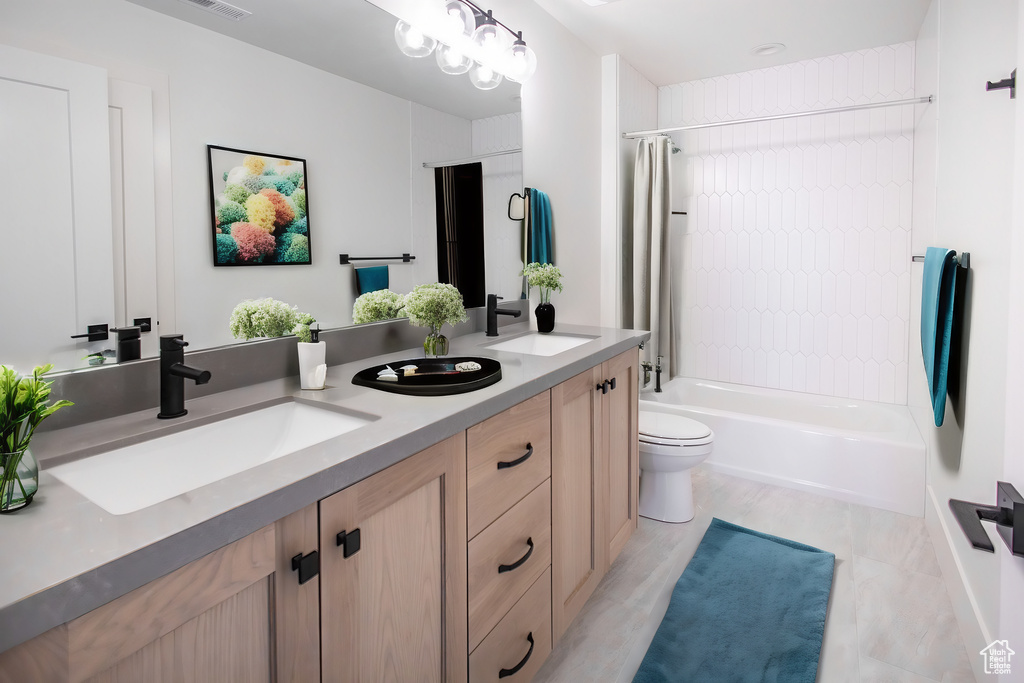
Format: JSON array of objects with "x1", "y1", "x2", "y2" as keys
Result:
[
  {"x1": 0, "y1": 511, "x2": 319, "y2": 683},
  {"x1": 603, "y1": 348, "x2": 640, "y2": 566},
  {"x1": 319, "y1": 434, "x2": 468, "y2": 683},
  {"x1": 550, "y1": 365, "x2": 605, "y2": 642}
]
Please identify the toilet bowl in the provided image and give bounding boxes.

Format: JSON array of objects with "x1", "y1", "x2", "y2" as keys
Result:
[{"x1": 638, "y1": 410, "x2": 714, "y2": 523}]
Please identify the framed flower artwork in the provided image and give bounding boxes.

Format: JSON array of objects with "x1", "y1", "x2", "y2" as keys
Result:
[{"x1": 208, "y1": 145, "x2": 312, "y2": 266}]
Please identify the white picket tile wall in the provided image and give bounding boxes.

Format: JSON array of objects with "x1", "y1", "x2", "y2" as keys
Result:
[{"x1": 661, "y1": 43, "x2": 915, "y2": 404}]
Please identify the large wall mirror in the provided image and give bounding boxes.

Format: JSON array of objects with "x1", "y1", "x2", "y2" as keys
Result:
[{"x1": 0, "y1": 0, "x2": 524, "y2": 374}]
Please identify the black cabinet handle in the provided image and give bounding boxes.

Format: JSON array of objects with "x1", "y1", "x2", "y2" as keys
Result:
[
  {"x1": 497, "y1": 443, "x2": 533, "y2": 470},
  {"x1": 498, "y1": 632, "x2": 535, "y2": 678},
  {"x1": 336, "y1": 528, "x2": 361, "y2": 558},
  {"x1": 597, "y1": 380, "x2": 609, "y2": 394},
  {"x1": 498, "y1": 537, "x2": 534, "y2": 574},
  {"x1": 609, "y1": 377, "x2": 617, "y2": 391},
  {"x1": 291, "y1": 551, "x2": 319, "y2": 585}
]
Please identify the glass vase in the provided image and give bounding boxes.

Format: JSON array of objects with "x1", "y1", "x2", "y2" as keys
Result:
[
  {"x1": 423, "y1": 328, "x2": 449, "y2": 357},
  {"x1": 0, "y1": 448, "x2": 38, "y2": 513}
]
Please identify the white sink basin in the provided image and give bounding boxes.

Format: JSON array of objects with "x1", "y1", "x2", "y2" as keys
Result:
[
  {"x1": 49, "y1": 400, "x2": 376, "y2": 515},
  {"x1": 484, "y1": 332, "x2": 597, "y2": 356}
]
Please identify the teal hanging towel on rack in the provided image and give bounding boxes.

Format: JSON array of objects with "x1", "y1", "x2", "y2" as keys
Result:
[
  {"x1": 920, "y1": 247, "x2": 960, "y2": 426},
  {"x1": 527, "y1": 189, "x2": 552, "y2": 265}
]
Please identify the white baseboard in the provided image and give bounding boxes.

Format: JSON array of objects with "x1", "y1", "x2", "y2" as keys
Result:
[{"x1": 925, "y1": 485, "x2": 989, "y2": 682}]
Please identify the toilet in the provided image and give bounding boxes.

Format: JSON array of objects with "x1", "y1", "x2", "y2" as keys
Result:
[{"x1": 638, "y1": 409, "x2": 714, "y2": 523}]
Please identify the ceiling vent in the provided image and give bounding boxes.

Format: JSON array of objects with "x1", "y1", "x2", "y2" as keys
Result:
[{"x1": 176, "y1": 0, "x2": 251, "y2": 21}]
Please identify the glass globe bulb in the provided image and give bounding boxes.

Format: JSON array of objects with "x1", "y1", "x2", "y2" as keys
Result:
[
  {"x1": 432, "y1": 0, "x2": 475, "y2": 44},
  {"x1": 394, "y1": 20, "x2": 437, "y2": 58},
  {"x1": 505, "y1": 41, "x2": 537, "y2": 83},
  {"x1": 436, "y1": 42, "x2": 473, "y2": 75},
  {"x1": 471, "y1": 16, "x2": 509, "y2": 63},
  {"x1": 469, "y1": 62, "x2": 503, "y2": 90}
]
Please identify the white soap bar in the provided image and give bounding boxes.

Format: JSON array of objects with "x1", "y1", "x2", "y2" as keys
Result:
[{"x1": 455, "y1": 361, "x2": 482, "y2": 372}]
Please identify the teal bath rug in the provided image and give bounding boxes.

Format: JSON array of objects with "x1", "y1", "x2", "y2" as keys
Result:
[{"x1": 633, "y1": 518, "x2": 835, "y2": 683}]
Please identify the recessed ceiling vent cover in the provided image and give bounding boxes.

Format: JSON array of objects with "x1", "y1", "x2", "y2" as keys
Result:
[{"x1": 176, "y1": 0, "x2": 251, "y2": 21}]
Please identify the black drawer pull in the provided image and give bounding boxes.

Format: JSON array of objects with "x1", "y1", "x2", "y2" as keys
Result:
[
  {"x1": 498, "y1": 632, "x2": 535, "y2": 678},
  {"x1": 498, "y1": 537, "x2": 534, "y2": 574},
  {"x1": 609, "y1": 377, "x2": 617, "y2": 391},
  {"x1": 497, "y1": 443, "x2": 533, "y2": 470}
]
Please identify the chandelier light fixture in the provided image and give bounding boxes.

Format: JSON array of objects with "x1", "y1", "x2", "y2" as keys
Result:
[{"x1": 393, "y1": 0, "x2": 538, "y2": 88}]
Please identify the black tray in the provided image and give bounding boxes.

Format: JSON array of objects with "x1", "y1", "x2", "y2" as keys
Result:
[{"x1": 351, "y1": 356, "x2": 502, "y2": 396}]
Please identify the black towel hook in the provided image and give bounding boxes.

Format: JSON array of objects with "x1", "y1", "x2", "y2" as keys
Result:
[{"x1": 986, "y1": 68, "x2": 1016, "y2": 99}]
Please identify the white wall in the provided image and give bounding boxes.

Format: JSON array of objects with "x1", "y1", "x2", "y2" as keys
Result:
[
  {"x1": 0, "y1": 0, "x2": 481, "y2": 351},
  {"x1": 910, "y1": 0, "x2": 1018, "y2": 672},
  {"x1": 473, "y1": 113, "x2": 525, "y2": 302},
  {"x1": 661, "y1": 45, "x2": 917, "y2": 403},
  {"x1": 486, "y1": 0, "x2": 604, "y2": 324}
]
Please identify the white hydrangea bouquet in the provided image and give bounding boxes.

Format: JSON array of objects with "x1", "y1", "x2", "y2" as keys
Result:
[
  {"x1": 229, "y1": 298, "x2": 305, "y2": 340},
  {"x1": 353, "y1": 289, "x2": 406, "y2": 324},
  {"x1": 522, "y1": 262, "x2": 563, "y2": 304},
  {"x1": 403, "y1": 283, "x2": 467, "y2": 357}
]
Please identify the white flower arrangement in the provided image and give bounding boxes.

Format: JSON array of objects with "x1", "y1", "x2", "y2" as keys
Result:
[
  {"x1": 353, "y1": 289, "x2": 406, "y2": 324},
  {"x1": 522, "y1": 262, "x2": 564, "y2": 304},
  {"x1": 229, "y1": 298, "x2": 305, "y2": 340},
  {"x1": 403, "y1": 283, "x2": 468, "y2": 333}
]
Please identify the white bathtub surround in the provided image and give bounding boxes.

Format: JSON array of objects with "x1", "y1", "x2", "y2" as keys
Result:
[
  {"x1": 632, "y1": 135, "x2": 676, "y2": 374},
  {"x1": 662, "y1": 43, "x2": 916, "y2": 404},
  {"x1": 643, "y1": 377, "x2": 926, "y2": 516}
]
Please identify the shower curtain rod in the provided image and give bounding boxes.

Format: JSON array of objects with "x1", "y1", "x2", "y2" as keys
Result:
[
  {"x1": 622, "y1": 95, "x2": 933, "y2": 139},
  {"x1": 422, "y1": 148, "x2": 522, "y2": 168}
]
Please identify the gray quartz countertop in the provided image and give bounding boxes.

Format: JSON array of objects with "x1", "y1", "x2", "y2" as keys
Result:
[{"x1": 0, "y1": 323, "x2": 648, "y2": 653}]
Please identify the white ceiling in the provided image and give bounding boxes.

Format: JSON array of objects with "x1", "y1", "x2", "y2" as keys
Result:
[
  {"x1": 533, "y1": 0, "x2": 932, "y2": 86},
  {"x1": 125, "y1": 0, "x2": 523, "y2": 120}
]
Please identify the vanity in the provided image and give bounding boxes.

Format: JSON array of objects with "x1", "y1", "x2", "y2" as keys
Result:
[{"x1": 0, "y1": 323, "x2": 647, "y2": 682}]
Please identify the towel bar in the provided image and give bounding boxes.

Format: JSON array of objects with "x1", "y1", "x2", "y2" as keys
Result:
[
  {"x1": 339, "y1": 253, "x2": 415, "y2": 265},
  {"x1": 912, "y1": 252, "x2": 970, "y2": 269}
]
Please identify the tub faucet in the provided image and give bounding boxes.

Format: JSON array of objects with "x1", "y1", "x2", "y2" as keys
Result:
[
  {"x1": 655, "y1": 356, "x2": 663, "y2": 393},
  {"x1": 641, "y1": 361, "x2": 653, "y2": 387},
  {"x1": 158, "y1": 334, "x2": 211, "y2": 419},
  {"x1": 486, "y1": 294, "x2": 522, "y2": 336}
]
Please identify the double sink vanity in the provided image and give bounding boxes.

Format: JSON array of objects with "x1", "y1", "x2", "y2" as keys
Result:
[{"x1": 0, "y1": 321, "x2": 647, "y2": 682}]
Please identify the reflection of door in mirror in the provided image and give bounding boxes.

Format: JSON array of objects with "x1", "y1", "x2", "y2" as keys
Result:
[
  {"x1": 0, "y1": 45, "x2": 115, "y2": 372},
  {"x1": 435, "y1": 163, "x2": 485, "y2": 308}
]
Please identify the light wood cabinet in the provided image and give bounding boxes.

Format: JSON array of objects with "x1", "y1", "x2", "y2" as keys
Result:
[
  {"x1": 318, "y1": 433, "x2": 468, "y2": 683},
  {"x1": 0, "y1": 509, "x2": 320, "y2": 683},
  {"x1": 551, "y1": 348, "x2": 640, "y2": 642},
  {"x1": 1, "y1": 346, "x2": 640, "y2": 683}
]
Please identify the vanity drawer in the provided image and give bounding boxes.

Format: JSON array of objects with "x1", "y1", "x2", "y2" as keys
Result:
[
  {"x1": 468, "y1": 479, "x2": 551, "y2": 651},
  {"x1": 469, "y1": 567, "x2": 552, "y2": 683},
  {"x1": 467, "y1": 390, "x2": 551, "y2": 539}
]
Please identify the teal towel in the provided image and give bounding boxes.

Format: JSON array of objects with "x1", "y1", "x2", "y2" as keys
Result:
[
  {"x1": 633, "y1": 518, "x2": 835, "y2": 683},
  {"x1": 921, "y1": 247, "x2": 959, "y2": 426},
  {"x1": 355, "y1": 266, "x2": 388, "y2": 295},
  {"x1": 528, "y1": 189, "x2": 552, "y2": 265}
]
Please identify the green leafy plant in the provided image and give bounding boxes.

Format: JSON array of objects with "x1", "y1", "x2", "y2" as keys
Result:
[
  {"x1": 293, "y1": 313, "x2": 316, "y2": 344},
  {"x1": 403, "y1": 283, "x2": 468, "y2": 333},
  {"x1": 1, "y1": 365, "x2": 72, "y2": 509},
  {"x1": 522, "y1": 262, "x2": 564, "y2": 304},
  {"x1": 229, "y1": 298, "x2": 307, "y2": 340},
  {"x1": 352, "y1": 289, "x2": 406, "y2": 324}
]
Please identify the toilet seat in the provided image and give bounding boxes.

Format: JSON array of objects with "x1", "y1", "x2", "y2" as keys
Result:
[{"x1": 639, "y1": 411, "x2": 713, "y2": 447}]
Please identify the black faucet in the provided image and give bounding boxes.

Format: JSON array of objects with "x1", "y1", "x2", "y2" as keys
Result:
[
  {"x1": 112, "y1": 325, "x2": 141, "y2": 363},
  {"x1": 486, "y1": 294, "x2": 522, "y2": 336},
  {"x1": 655, "y1": 355, "x2": 663, "y2": 393},
  {"x1": 158, "y1": 334, "x2": 211, "y2": 419}
]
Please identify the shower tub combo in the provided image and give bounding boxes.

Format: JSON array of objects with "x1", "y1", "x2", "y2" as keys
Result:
[{"x1": 641, "y1": 378, "x2": 926, "y2": 516}]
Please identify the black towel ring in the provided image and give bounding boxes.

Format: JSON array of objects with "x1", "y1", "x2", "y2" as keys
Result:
[{"x1": 508, "y1": 190, "x2": 528, "y2": 221}]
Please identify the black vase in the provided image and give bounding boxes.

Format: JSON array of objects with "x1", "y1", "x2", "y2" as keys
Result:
[{"x1": 535, "y1": 303, "x2": 555, "y2": 333}]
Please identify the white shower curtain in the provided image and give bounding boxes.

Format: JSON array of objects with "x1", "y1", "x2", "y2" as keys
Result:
[{"x1": 632, "y1": 136, "x2": 675, "y2": 377}]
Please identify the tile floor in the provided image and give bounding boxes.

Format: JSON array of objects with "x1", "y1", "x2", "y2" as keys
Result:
[{"x1": 533, "y1": 469, "x2": 976, "y2": 682}]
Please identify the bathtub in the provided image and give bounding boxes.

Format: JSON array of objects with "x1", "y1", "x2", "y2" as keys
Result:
[{"x1": 640, "y1": 378, "x2": 926, "y2": 516}]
